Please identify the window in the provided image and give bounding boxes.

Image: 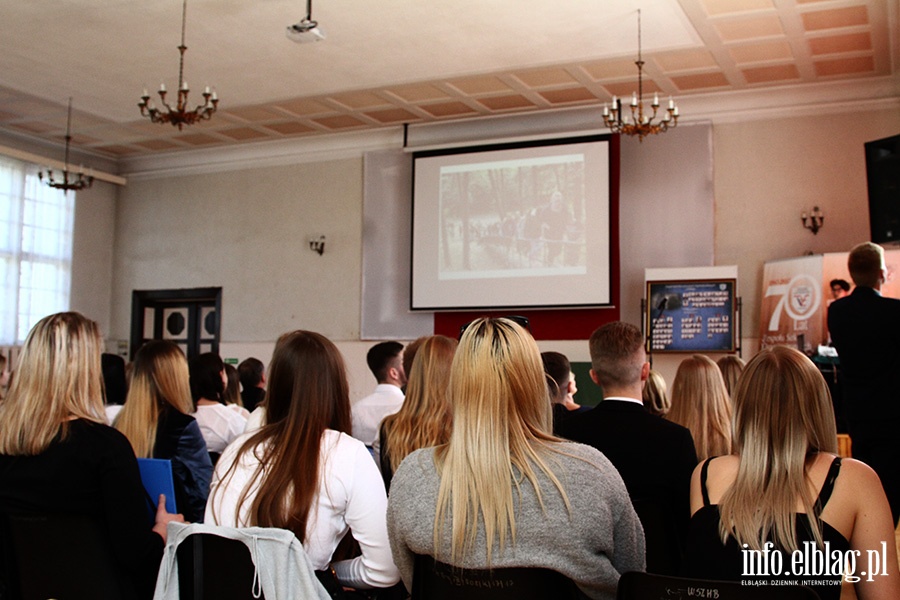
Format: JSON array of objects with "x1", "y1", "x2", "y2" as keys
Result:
[{"x1": 0, "y1": 155, "x2": 74, "y2": 344}]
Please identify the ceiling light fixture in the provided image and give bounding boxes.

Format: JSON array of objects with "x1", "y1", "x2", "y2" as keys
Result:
[
  {"x1": 138, "y1": 0, "x2": 218, "y2": 129},
  {"x1": 39, "y1": 98, "x2": 94, "y2": 192},
  {"x1": 602, "y1": 9, "x2": 679, "y2": 142},
  {"x1": 286, "y1": 0, "x2": 325, "y2": 43}
]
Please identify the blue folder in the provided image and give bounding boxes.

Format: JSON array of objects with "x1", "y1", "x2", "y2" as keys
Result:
[{"x1": 137, "y1": 458, "x2": 177, "y2": 518}]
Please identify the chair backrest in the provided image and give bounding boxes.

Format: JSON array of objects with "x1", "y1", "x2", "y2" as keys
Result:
[
  {"x1": 616, "y1": 571, "x2": 822, "y2": 600},
  {"x1": 176, "y1": 533, "x2": 262, "y2": 600},
  {"x1": 411, "y1": 554, "x2": 586, "y2": 600},
  {"x1": 1, "y1": 512, "x2": 130, "y2": 600}
]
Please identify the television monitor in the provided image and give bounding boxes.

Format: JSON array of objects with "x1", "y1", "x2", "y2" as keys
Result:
[{"x1": 865, "y1": 133, "x2": 900, "y2": 244}]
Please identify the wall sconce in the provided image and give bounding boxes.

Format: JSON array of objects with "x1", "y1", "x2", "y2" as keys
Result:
[
  {"x1": 802, "y1": 206, "x2": 824, "y2": 235},
  {"x1": 309, "y1": 235, "x2": 326, "y2": 255}
]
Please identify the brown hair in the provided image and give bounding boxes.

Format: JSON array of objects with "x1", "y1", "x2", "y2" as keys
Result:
[
  {"x1": 381, "y1": 335, "x2": 457, "y2": 474},
  {"x1": 212, "y1": 330, "x2": 351, "y2": 540}
]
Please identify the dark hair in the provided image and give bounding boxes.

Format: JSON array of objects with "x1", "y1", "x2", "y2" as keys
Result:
[
  {"x1": 540, "y1": 351, "x2": 571, "y2": 401},
  {"x1": 366, "y1": 341, "x2": 404, "y2": 382},
  {"x1": 221, "y1": 330, "x2": 351, "y2": 539},
  {"x1": 101, "y1": 353, "x2": 128, "y2": 406},
  {"x1": 829, "y1": 279, "x2": 850, "y2": 291},
  {"x1": 238, "y1": 357, "x2": 265, "y2": 389},
  {"x1": 223, "y1": 363, "x2": 241, "y2": 406},
  {"x1": 402, "y1": 337, "x2": 428, "y2": 380},
  {"x1": 189, "y1": 353, "x2": 225, "y2": 406}
]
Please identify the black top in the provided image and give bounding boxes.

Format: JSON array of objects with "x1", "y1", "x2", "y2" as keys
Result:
[
  {"x1": 240, "y1": 387, "x2": 265, "y2": 413},
  {"x1": 684, "y1": 457, "x2": 849, "y2": 600},
  {"x1": 153, "y1": 407, "x2": 213, "y2": 522},
  {"x1": 0, "y1": 419, "x2": 165, "y2": 599},
  {"x1": 557, "y1": 399, "x2": 697, "y2": 576}
]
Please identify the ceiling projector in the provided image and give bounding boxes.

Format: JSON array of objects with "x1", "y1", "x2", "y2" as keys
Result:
[{"x1": 286, "y1": 19, "x2": 325, "y2": 43}]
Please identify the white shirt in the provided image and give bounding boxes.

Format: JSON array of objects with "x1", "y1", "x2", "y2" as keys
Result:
[
  {"x1": 205, "y1": 429, "x2": 399, "y2": 588},
  {"x1": 350, "y1": 384, "x2": 404, "y2": 447},
  {"x1": 193, "y1": 403, "x2": 248, "y2": 454},
  {"x1": 244, "y1": 406, "x2": 266, "y2": 433}
]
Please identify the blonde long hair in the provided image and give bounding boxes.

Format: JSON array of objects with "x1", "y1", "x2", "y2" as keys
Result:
[
  {"x1": 0, "y1": 312, "x2": 106, "y2": 455},
  {"x1": 381, "y1": 335, "x2": 457, "y2": 474},
  {"x1": 114, "y1": 341, "x2": 194, "y2": 458},
  {"x1": 433, "y1": 318, "x2": 568, "y2": 565},
  {"x1": 718, "y1": 345, "x2": 838, "y2": 552},
  {"x1": 668, "y1": 354, "x2": 733, "y2": 461}
]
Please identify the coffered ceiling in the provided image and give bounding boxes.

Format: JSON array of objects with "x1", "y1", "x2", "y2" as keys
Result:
[{"x1": 0, "y1": 0, "x2": 896, "y2": 162}]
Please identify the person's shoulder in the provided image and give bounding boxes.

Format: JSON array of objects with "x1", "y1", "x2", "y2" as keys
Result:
[
  {"x1": 551, "y1": 440, "x2": 618, "y2": 474},
  {"x1": 392, "y1": 447, "x2": 438, "y2": 483},
  {"x1": 69, "y1": 418, "x2": 137, "y2": 458}
]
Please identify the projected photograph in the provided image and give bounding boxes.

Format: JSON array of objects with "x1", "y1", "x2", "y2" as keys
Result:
[
  {"x1": 438, "y1": 156, "x2": 587, "y2": 279},
  {"x1": 411, "y1": 135, "x2": 612, "y2": 311}
]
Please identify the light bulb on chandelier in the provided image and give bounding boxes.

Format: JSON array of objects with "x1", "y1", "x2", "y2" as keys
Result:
[
  {"x1": 602, "y1": 9, "x2": 680, "y2": 141},
  {"x1": 138, "y1": 0, "x2": 218, "y2": 129}
]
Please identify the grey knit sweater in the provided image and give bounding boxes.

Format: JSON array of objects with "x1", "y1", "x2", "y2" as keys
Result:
[{"x1": 387, "y1": 442, "x2": 646, "y2": 599}]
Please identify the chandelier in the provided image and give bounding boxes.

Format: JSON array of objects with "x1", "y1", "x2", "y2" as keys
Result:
[
  {"x1": 39, "y1": 98, "x2": 94, "y2": 192},
  {"x1": 138, "y1": 0, "x2": 218, "y2": 129},
  {"x1": 602, "y1": 9, "x2": 679, "y2": 141}
]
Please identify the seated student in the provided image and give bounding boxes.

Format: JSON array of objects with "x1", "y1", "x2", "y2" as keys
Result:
[
  {"x1": 377, "y1": 335, "x2": 456, "y2": 491},
  {"x1": 189, "y1": 353, "x2": 247, "y2": 456},
  {"x1": 102, "y1": 352, "x2": 128, "y2": 424},
  {"x1": 206, "y1": 330, "x2": 400, "y2": 592},
  {"x1": 641, "y1": 369, "x2": 669, "y2": 417},
  {"x1": 0, "y1": 312, "x2": 183, "y2": 600},
  {"x1": 352, "y1": 341, "x2": 406, "y2": 448},
  {"x1": 668, "y1": 355, "x2": 732, "y2": 461},
  {"x1": 540, "y1": 351, "x2": 588, "y2": 434},
  {"x1": 115, "y1": 340, "x2": 213, "y2": 523},
  {"x1": 387, "y1": 318, "x2": 644, "y2": 599},
  {"x1": 685, "y1": 345, "x2": 900, "y2": 600},
  {"x1": 222, "y1": 363, "x2": 247, "y2": 413},
  {"x1": 715, "y1": 355, "x2": 745, "y2": 397},
  {"x1": 237, "y1": 357, "x2": 266, "y2": 413}
]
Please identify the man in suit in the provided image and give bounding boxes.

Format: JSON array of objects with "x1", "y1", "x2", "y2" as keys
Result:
[
  {"x1": 558, "y1": 321, "x2": 697, "y2": 575},
  {"x1": 827, "y1": 241, "x2": 900, "y2": 525}
]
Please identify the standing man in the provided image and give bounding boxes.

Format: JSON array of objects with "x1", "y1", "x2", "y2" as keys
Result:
[
  {"x1": 237, "y1": 357, "x2": 266, "y2": 413},
  {"x1": 827, "y1": 242, "x2": 900, "y2": 525},
  {"x1": 558, "y1": 321, "x2": 697, "y2": 575},
  {"x1": 351, "y1": 341, "x2": 406, "y2": 449}
]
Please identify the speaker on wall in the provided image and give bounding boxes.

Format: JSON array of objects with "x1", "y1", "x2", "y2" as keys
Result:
[{"x1": 866, "y1": 133, "x2": 900, "y2": 244}]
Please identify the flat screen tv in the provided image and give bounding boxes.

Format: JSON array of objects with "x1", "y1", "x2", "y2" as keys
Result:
[
  {"x1": 865, "y1": 133, "x2": 900, "y2": 244},
  {"x1": 410, "y1": 135, "x2": 612, "y2": 311}
]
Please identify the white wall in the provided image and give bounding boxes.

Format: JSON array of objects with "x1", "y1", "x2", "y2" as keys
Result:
[{"x1": 64, "y1": 104, "x2": 900, "y2": 400}]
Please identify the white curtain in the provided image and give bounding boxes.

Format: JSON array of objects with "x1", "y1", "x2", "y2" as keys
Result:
[{"x1": 0, "y1": 155, "x2": 73, "y2": 344}]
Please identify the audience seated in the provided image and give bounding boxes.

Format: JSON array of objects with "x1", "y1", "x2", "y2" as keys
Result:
[
  {"x1": 0, "y1": 312, "x2": 183, "y2": 600},
  {"x1": 641, "y1": 369, "x2": 669, "y2": 417},
  {"x1": 715, "y1": 355, "x2": 745, "y2": 397},
  {"x1": 668, "y1": 355, "x2": 732, "y2": 461},
  {"x1": 540, "y1": 351, "x2": 588, "y2": 434},
  {"x1": 114, "y1": 340, "x2": 213, "y2": 523},
  {"x1": 378, "y1": 335, "x2": 456, "y2": 491},
  {"x1": 557, "y1": 321, "x2": 697, "y2": 576},
  {"x1": 237, "y1": 357, "x2": 266, "y2": 413},
  {"x1": 205, "y1": 330, "x2": 400, "y2": 592},
  {"x1": 684, "y1": 345, "x2": 900, "y2": 600},
  {"x1": 351, "y1": 341, "x2": 406, "y2": 448},
  {"x1": 387, "y1": 318, "x2": 645, "y2": 599},
  {"x1": 102, "y1": 352, "x2": 129, "y2": 424},
  {"x1": 189, "y1": 353, "x2": 247, "y2": 455},
  {"x1": 222, "y1": 363, "x2": 244, "y2": 409}
]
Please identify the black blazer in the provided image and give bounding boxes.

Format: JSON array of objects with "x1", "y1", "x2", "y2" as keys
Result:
[
  {"x1": 558, "y1": 399, "x2": 697, "y2": 575},
  {"x1": 827, "y1": 286, "x2": 900, "y2": 426}
]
